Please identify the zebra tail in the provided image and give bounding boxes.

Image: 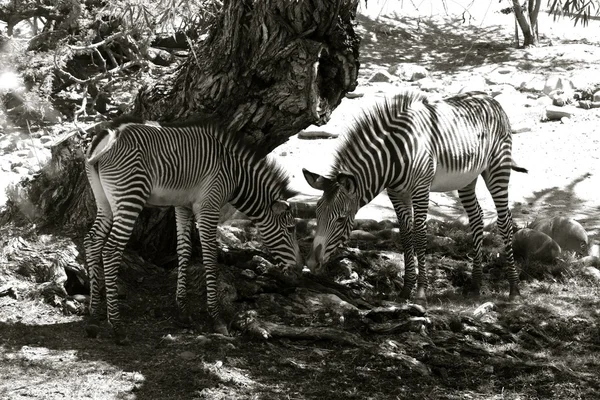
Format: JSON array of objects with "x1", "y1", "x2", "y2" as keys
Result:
[{"x1": 511, "y1": 164, "x2": 528, "y2": 173}]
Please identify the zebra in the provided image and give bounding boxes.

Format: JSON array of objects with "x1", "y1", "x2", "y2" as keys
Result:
[
  {"x1": 303, "y1": 90, "x2": 527, "y2": 304},
  {"x1": 84, "y1": 117, "x2": 302, "y2": 344}
]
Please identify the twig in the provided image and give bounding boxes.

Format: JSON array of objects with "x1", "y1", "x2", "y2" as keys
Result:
[{"x1": 68, "y1": 32, "x2": 125, "y2": 52}]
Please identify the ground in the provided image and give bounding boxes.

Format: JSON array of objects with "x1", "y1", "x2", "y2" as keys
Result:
[{"x1": 1, "y1": 1, "x2": 600, "y2": 399}]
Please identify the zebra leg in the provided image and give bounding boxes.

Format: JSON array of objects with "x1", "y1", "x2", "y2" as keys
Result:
[
  {"x1": 174, "y1": 206, "x2": 193, "y2": 327},
  {"x1": 102, "y1": 203, "x2": 145, "y2": 345},
  {"x1": 412, "y1": 192, "x2": 430, "y2": 304},
  {"x1": 193, "y1": 202, "x2": 229, "y2": 335},
  {"x1": 388, "y1": 190, "x2": 416, "y2": 300},
  {"x1": 483, "y1": 169, "x2": 521, "y2": 299},
  {"x1": 83, "y1": 209, "x2": 111, "y2": 338},
  {"x1": 458, "y1": 179, "x2": 484, "y2": 296}
]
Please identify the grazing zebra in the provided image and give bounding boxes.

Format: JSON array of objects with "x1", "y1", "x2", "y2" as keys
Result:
[
  {"x1": 84, "y1": 117, "x2": 302, "y2": 344},
  {"x1": 303, "y1": 90, "x2": 527, "y2": 303}
]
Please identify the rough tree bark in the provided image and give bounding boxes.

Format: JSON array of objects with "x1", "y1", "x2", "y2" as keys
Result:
[
  {"x1": 512, "y1": 0, "x2": 540, "y2": 47},
  {"x1": 133, "y1": 0, "x2": 360, "y2": 151},
  {"x1": 18, "y1": 0, "x2": 361, "y2": 263}
]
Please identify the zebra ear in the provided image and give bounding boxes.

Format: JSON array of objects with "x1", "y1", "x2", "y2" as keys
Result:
[
  {"x1": 303, "y1": 168, "x2": 329, "y2": 191},
  {"x1": 271, "y1": 200, "x2": 290, "y2": 215},
  {"x1": 337, "y1": 172, "x2": 357, "y2": 194}
]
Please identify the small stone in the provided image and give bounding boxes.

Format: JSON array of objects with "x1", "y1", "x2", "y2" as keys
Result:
[
  {"x1": 297, "y1": 130, "x2": 339, "y2": 140},
  {"x1": 473, "y1": 301, "x2": 496, "y2": 318},
  {"x1": 349, "y1": 230, "x2": 378, "y2": 241},
  {"x1": 179, "y1": 351, "x2": 196, "y2": 360},
  {"x1": 418, "y1": 77, "x2": 443, "y2": 92},
  {"x1": 12, "y1": 166, "x2": 31, "y2": 176},
  {"x1": 72, "y1": 294, "x2": 88, "y2": 303},
  {"x1": 582, "y1": 266, "x2": 600, "y2": 282},
  {"x1": 64, "y1": 300, "x2": 78, "y2": 314},
  {"x1": 543, "y1": 75, "x2": 576, "y2": 96},
  {"x1": 39, "y1": 135, "x2": 54, "y2": 146},
  {"x1": 279, "y1": 151, "x2": 287, "y2": 157},
  {"x1": 593, "y1": 90, "x2": 600, "y2": 102},
  {"x1": 369, "y1": 70, "x2": 395, "y2": 83},
  {"x1": 196, "y1": 335, "x2": 212, "y2": 345},
  {"x1": 388, "y1": 63, "x2": 428, "y2": 82},
  {"x1": 345, "y1": 92, "x2": 364, "y2": 99}
]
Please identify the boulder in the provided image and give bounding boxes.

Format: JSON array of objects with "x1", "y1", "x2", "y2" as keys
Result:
[
  {"x1": 543, "y1": 75, "x2": 576, "y2": 96},
  {"x1": 529, "y1": 216, "x2": 588, "y2": 254},
  {"x1": 512, "y1": 228, "x2": 561, "y2": 262},
  {"x1": 388, "y1": 63, "x2": 428, "y2": 82}
]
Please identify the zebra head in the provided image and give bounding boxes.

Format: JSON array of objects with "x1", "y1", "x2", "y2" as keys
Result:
[
  {"x1": 257, "y1": 199, "x2": 303, "y2": 270},
  {"x1": 303, "y1": 168, "x2": 360, "y2": 273}
]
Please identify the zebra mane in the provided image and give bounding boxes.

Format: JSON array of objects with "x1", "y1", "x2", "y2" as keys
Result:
[
  {"x1": 106, "y1": 114, "x2": 296, "y2": 200},
  {"x1": 330, "y1": 89, "x2": 429, "y2": 177}
]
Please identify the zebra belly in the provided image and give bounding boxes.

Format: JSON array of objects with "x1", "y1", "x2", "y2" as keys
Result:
[
  {"x1": 147, "y1": 186, "x2": 204, "y2": 207},
  {"x1": 429, "y1": 165, "x2": 482, "y2": 192}
]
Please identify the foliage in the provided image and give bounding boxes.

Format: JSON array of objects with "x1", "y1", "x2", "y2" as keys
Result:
[{"x1": 548, "y1": 0, "x2": 600, "y2": 26}]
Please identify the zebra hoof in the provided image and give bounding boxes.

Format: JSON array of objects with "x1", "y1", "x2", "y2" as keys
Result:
[{"x1": 85, "y1": 324, "x2": 101, "y2": 339}]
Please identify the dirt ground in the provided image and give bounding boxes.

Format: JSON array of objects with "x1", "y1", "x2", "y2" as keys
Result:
[{"x1": 1, "y1": 1, "x2": 600, "y2": 399}]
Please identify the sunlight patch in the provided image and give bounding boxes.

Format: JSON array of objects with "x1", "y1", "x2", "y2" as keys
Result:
[{"x1": 0, "y1": 71, "x2": 22, "y2": 92}]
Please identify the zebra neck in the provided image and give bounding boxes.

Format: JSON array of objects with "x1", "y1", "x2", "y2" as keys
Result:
[
  {"x1": 338, "y1": 165, "x2": 390, "y2": 208},
  {"x1": 229, "y1": 161, "x2": 273, "y2": 220}
]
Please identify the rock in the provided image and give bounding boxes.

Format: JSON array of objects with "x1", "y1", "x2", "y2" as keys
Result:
[
  {"x1": 512, "y1": 228, "x2": 561, "y2": 262},
  {"x1": 297, "y1": 130, "x2": 339, "y2": 140},
  {"x1": 519, "y1": 76, "x2": 546, "y2": 93},
  {"x1": 146, "y1": 47, "x2": 174, "y2": 66},
  {"x1": 545, "y1": 105, "x2": 575, "y2": 120},
  {"x1": 582, "y1": 266, "x2": 600, "y2": 282},
  {"x1": 388, "y1": 63, "x2": 428, "y2": 82},
  {"x1": 345, "y1": 91, "x2": 364, "y2": 99},
  {"x1": 490, "y1": 84, "x2": 518, "y2": 97},
  {"x1": 72, "y1": 294, "x2": 88, "y2": 303},
  {"x1": 574, "y1": 256, "x2": 600, "y2": 268},
  {"x1": 427, "y1": 235, "x2": 456, "y2": 251},
  {"x1": 179, "y1": 351, "x2": 196, "y2": 360},
  {"x1": 12, "y1": 166, "x2": 31, "y2": 176},
  {"x1": 39, "y1": 135, "x2": 54, "y2": 146},
  {"x1": 369, "y1": 70, "x2": 396, "y2": 83},
  {"x1": 594, "y1": 90, "x2": 600, "y2": 102},
  {"x1": 64, "y1": 300, "x2": 78, "y2": 314},
  {"x1": 511, "y1": 123, "x2": 532, "y2": 134},
  {"x1": 473, "y1": 302, "x2": 496, "y2": 318},
  {"x1": 458, "y1": 76, "x2": 487, "y2": 94},
  {"x1": 353, "y1": 219, "x2": 382, "y2": 231},
  {"x1": 349, "y1": 230, "x2": 378, "y2": 241},
  {"x1": 590, "y1": 244, "x2": 599, "y2": 258},
  {"x1": 418, "y1": 77, "x2": 443, "y2": 92},
  {"x1": 529, "y1": 216, "x2": 588, "y2": 254},
  {"x1": 543, "y1": 75, "x2": 576, "y2": 96},
  {"x1": 0, "y1": 160, "x2": 11, "y2": 172}
]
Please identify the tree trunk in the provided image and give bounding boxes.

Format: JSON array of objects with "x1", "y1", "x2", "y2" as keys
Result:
[
  {"x1": 133, "y1": 0, "x2": 360, "y2": 152},
  {"x1": 512, "y1": 0, "x2": 539, "y2": 47},
  {"x1": 14, "y1": 0, "x2": 361, "y2": 263}
]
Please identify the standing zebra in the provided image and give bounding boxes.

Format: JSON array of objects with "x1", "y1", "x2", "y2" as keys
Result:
[
  {"x1": 84, "y1": 117, "x2": 302, "y2": 344},
  {"x1": 303, "y1": 90, "x2": 527, "y2": 303}
]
